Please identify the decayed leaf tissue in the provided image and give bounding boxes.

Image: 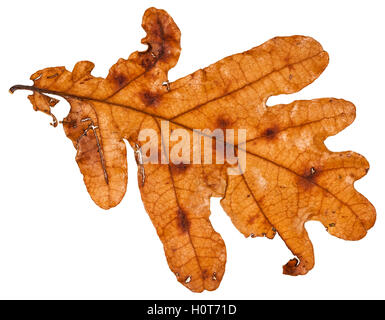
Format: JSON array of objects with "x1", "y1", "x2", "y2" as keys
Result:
[{"x1": 10, "y1": 7, "x2": 376, "y2": 292}]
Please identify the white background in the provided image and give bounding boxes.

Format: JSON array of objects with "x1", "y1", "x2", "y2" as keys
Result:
[{"x1": 1, "y1": 0, "x2": 384, "y2": 299}]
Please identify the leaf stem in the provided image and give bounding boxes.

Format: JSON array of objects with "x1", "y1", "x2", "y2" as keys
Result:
[{"x1": 9, "y1": 85, "x2": 69, "y2": 98}]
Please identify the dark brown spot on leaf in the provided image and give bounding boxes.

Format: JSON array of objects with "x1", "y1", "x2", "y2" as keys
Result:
[
  {"x1": 139, "y1": 54, "x2": 156, "y2": 71},
  {"x1": 264, "y1": 126, "x2": 279, "y2": 140},
  {"x1": 216, "y1": 116, "x2": 231, "y2": 129},
  {"x1": 177, "y1": 209, "x2": 190, "y2": 233},
  {"x1": 112, "y1": 72, "x2": 127, "y2": 87},
  {"x1": 297, "y1": 167, "x2": 320, "y2": 191},
  {"x1": 171, "y1": 162, "x2": 190, "y2": 174},
  {"x1": 141, "y1": 91, "x2": 160, "y2": 107}
]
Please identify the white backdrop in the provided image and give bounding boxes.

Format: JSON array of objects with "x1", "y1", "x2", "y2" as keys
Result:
[{"x1": 1, "y1": 0, "x2": 384, "y2": 299}]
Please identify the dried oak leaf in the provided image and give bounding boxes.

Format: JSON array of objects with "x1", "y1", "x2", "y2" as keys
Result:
[{"x1": 10, "y1": 7, "x2": 376, "y2": 292}]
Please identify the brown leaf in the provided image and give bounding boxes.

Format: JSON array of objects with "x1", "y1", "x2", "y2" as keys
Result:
[{"x1": 10, "y1": 7, "x2": 375, "y2": 292}]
